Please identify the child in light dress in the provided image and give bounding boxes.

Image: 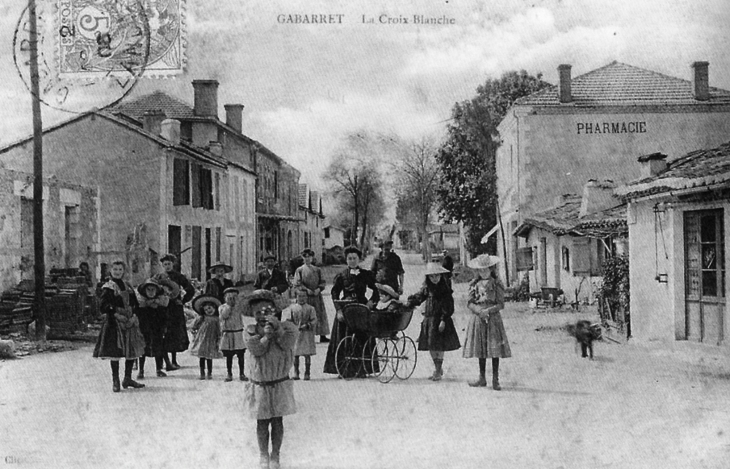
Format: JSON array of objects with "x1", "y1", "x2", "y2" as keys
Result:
[
  {"x1": 190, "y1": 295, "x2": 223, "y2": 380},
  {"x1": 284, "y1": 289, "x2": 317, "y2": 380},
  {"x1": 374, "y1": 283, "x2": 402, "y2": 312},
  {"x1": 219, "y1": 288, "x2": 248, "y2": 382}
]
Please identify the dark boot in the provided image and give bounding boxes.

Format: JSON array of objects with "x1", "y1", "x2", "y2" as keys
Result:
[
  {"x1": 137, "y1": 356, "x2": 146, "y2": 380},
  {"x1": 164, "y1": 353, "x2": 179, "y2": 371},
  {"x1": 171, "y1": 352, "x2": 181, "y2": 367},
  {"x1": 199, "y1": 358, "x2": 206, "y2": 380},
  {"x1": 111, "y1": 361, "x2": 120, "y2": 393},
  {"x1": 122, "y1": 360, "x2": 145, "y2": 389},
  {"x1": 304, "y1": 360, "x2": 311, "y2": 381},
  {"x1": 270, "y1": 417, "x2": 283, "y2": 469},
  {"x1": 431, "y1": 359, "x2": 443, "y2": 381},
  {"x1": 468, "y1": 358, "x2": 487, "y2": 387},
  {"x1": 492, "y1": 358, "x2": 501, "y2": 391},
  {"x1": 239, "y1": 351, "x2": 248, "y2": 381},
  {"x1": 206, "y1": 359, "x2": 213, "y2": 380},
  {"x1": 155, "y1": 356, "x2": 166, "y2": 377}
]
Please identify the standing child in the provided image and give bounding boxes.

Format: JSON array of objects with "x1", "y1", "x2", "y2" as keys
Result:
[
  {"x1": 244, "y1": 290, "x2": 298, "y2": 469},
  {"x1": 134, "y1": 278, "x2": 172, "y2": 379},
  {"x1": 284, "y1": 289, "x2": 317, "y2": 381},
  {"x1": 407, "y1": 263, "x2": 461, "y2": 381},
  {"x1": 190, "y1": 295, "x2": 223, "y2": 380},
  {"x1": 93, "y1": 260, "x2": 146, "y2": 392},
  {"x1": 219, "y1": 287, "x2": 248, "y2": 382},
  {"x1": 463, "y1": 254, "x2": 511, "y2": 390}
]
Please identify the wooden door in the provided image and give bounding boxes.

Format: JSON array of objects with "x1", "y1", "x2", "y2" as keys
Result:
[{"x1": 683, "y1": 209, "x2": 725, "y2": 344}]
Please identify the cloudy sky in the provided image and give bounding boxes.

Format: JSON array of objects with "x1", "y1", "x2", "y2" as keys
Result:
[{"x1": 1, "y1": 0, "x2": 730, "y2": 190}]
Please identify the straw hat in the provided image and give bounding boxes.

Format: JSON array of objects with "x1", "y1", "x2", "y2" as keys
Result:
[
  {"x1": 467, "y1": 254, "x2": 502, "y2": 269},
  {"x1": 152, "y1": 274, "x2": 181, "y2": 299},
  {"x1": 375, "y1": 283, "x2": 399, "y2": 299},
  {"x1": 243, "y1": 289, "x2": 282, "y2": 318},
  {"x1": 424, "y1": 263, "x2": 450, "y2": 276},
  {"x1": 208, "y1": 262, "x2": 233, "y2": 273},
  {"x1": 192, "y1": 295, "x2": 221, "y2": 314},
  {"x1": 223, "y1": 287, "x2": 240, "y2": 296}
]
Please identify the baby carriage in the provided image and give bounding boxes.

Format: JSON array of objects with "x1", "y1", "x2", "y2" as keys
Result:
[{"x1": 333, "y1": 300, "x2": 417, "y2": 383}]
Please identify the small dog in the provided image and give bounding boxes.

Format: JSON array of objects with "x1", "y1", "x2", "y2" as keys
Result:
[
  {"x1": 566, "y1": 320, "x2": 602, "y2": 359},
  {"x1": 0, "y1": 339, "x2": 16, "y2": 359}
]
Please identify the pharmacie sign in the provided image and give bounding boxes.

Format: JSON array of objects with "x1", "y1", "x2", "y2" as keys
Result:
[{"x1": 576, "y1": 121, "x2": 647, "y2": 134}]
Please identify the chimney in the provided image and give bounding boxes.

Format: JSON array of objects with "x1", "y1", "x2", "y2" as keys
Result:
[
  {"x1": 142, "y1": 109, "x2": 166, "y2": 136},
  {"x1": 224, "y1": 104, "x2": 244, "y2": 133},
  {"x1": 637, "y1": 153, "x2": 668, "y2": 179},
  {"x1": 160, "y1": 119, "x2": 181, "y2": 145},
  {"x1": 558, "y1": 64, "x2": 572, "y2": 104},
  {"x1": 208, "y1": 141, "x2": 223, "y2": 157},
  {"x1": 192, "y1": 79, "x2": 219, "y2": 118},
  {"x1": 579, "y1": 179, "x2": 619, "y2": 217},
  {"x1": 691, "y1": 61, "x2": 709, "y2": 101}
]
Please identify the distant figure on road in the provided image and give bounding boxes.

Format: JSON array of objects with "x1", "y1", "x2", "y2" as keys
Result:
[
  {"x1": 291, "y1": 248, "x2": 329, "y2": 343},
  {"x1": 204, "y1": 262, "x2": 234, "y2": 303},
  {"x1": 441, "y1": 250, "x2": 454, "y2": 285},
  {"x1": 254, "y1": 254, "x2": 290, "y2": 295},
  {"x1": 463, "y1": 254, "x2": 511, "y2": 391},
  {"x1": 370, "y1": 240, "x2": 405, "y2": 295}
]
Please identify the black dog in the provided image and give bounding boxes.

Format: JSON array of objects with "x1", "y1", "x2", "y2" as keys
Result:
[{"x1": 566, "y1": 320, "x2": 602, "y2": 359}]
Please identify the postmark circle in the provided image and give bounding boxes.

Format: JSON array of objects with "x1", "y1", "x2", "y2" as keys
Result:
[{"x1": 12, "y1": 0, "x2": 151, "y2": 114}]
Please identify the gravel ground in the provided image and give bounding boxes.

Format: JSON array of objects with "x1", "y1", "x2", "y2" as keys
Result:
[{"x1": 1, "y1": 252, "x2": 729, "y2": 468}]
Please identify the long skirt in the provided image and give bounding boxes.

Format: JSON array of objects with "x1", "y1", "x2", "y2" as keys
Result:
[
  {"x1": 307, "y1": 294, "x2": 330, "y2": 336},
  {"x1": 164, "y1": 303, "x2": 190, "y2": 353},
  {"x1": 323, "y1": 317, "x2": 378, "y2": 377},
  {"x1": 93, "y1": 317, "x2": 145, "y2": 360},
  {"x1": 417, "y1": 315, "x2": 461, "y2": 352},
  {"x1": 462, "y1": 312, "x2": 512, "y2": 359},
  {"x1": 243, "y1": 379, "x2": 297, "y2": 420}
]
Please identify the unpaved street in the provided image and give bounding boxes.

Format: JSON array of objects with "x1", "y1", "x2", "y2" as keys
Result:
[{"x1": 1, "y1": 253, "x2": 729, "y2": 468}]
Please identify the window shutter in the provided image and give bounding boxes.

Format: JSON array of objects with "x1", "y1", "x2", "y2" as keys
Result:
[
  {"x1": 572, "y1": 238, "x2": 591, "y2": 276},
  {"x1": 191, "y1": 163, "x2": 201, "y2": 208},
  {"x1": 173, "y1": 158, "x2": 189, "y2": 206},
  {"x1": 516, "y1": 247, "x2": 534, "y2": 270},
  {"x1": 214, "y1": 173, "x2": 220, "y2": 211},
  {"x1": 201, "y1": 168, "x2": 213, "y2": 209}
]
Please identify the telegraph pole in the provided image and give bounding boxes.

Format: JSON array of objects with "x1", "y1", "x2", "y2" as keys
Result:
[{"x1": 29, "y1": 0, "x2": 46, "y2": 340}]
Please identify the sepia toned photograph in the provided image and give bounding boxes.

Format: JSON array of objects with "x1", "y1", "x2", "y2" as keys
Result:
[{"x1": 1, "y1": 0, "x2": 729, "y2": 467}]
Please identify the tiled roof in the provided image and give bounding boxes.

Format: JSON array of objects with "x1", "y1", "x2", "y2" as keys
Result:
[
  {"x1": 617, "y1": 141, "x2": 730, "y2": 199},
  {"x1": 298, "y1": 184, "x2": 308, "y2": 208},
  {"x1": 112, "y1": 91, "x2": 196, "y2": 120},
  {"x1": 515, "y1": 195, "x2": 626, "y2": 237},
  {"x1": 516, "y1": 61, "x2": 730, "y2": 107}
]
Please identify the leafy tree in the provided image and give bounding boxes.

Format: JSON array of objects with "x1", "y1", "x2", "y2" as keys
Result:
[{"x1": 436, "y1": 70, "x2": 549, "y2": 255}]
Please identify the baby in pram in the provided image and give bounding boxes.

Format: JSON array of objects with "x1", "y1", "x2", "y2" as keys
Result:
[{"x1": 373, "y1": 283, "x2": 403, "y2": 312}]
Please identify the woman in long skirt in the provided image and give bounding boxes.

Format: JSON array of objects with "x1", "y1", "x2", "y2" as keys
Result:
[
  {"x1": 292, "y1": 248, "x2": 329, "y2": 343},
  {"x1": 462, "y1": 255, "x2": 511, "y2": 390},
  {"x1": 156, "y1": 254, "x2": 195, "y2": 369},
  {"x1": 323, "y1": 246, "x2": 380, "y2": 378},
  {"x1": 93, "y1": 260, "x2": 146, "y2": 392}
]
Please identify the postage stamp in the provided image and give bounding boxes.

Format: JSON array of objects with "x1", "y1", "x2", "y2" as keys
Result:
[{"x1": 56, "y1": 0, "x2": 187, "y2": 78}]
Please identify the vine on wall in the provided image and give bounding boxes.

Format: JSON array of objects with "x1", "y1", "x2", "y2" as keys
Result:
[{"x1": 597, "y1": 254, "x2": 630, "y2": 325}]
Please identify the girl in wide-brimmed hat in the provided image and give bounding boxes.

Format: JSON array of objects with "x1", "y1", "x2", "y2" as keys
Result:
[
  {"x1": 190, "y1": 295, "x2": 223, "y2": 380},
  {"x1": 134, "y1": 278, "x2": 171, "y2": 379},
  {"x1": 463, "y1": 254, "x2": 511, "y2": 390},
  {"x1": 407, "y1": 263, "x2": 461, "y2": 381}
]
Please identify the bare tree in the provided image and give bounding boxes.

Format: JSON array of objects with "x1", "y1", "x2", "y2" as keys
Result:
[
  {"x1": 391, "y1": 138, "x2": 441, "y2": 261},
  {"x1": 323, "y1": 134, "x2": 386, "y2": 252}
]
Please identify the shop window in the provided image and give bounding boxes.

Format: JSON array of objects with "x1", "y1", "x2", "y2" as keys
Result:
[{"x1": 562, "y1": 247, "x2": 570, "y2": 272}]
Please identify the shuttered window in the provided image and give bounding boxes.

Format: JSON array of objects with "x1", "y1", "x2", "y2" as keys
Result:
[
  {"x1": 201, "y1": 168, "x2": 213, "y2": 209},
  {"x1": 214, "y1": 173, "x2": 220, "y2": 211},
  {"x1": 191, "y1": 163, "x2": 201, "y2": 208},
  {"x1": 516, "y1": 247, "x2": 534, "y2": 270},
  {"x1": 173, "y1": 158, "x2": 189, "y2": 206},
  {"x1": 572, "y1": 238, "x2": 591, "y2": 275}
]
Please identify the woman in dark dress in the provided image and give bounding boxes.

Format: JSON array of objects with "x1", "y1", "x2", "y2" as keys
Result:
[
  {"x1": 156, "y1": 254, "x2": 195, "y2": 370},
  {"x1": 93, "y1": 260, "x2": 146, "y2": 392},
  {"x1": 323, "y1": 246, "x2": 380, "y2": 378}
]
